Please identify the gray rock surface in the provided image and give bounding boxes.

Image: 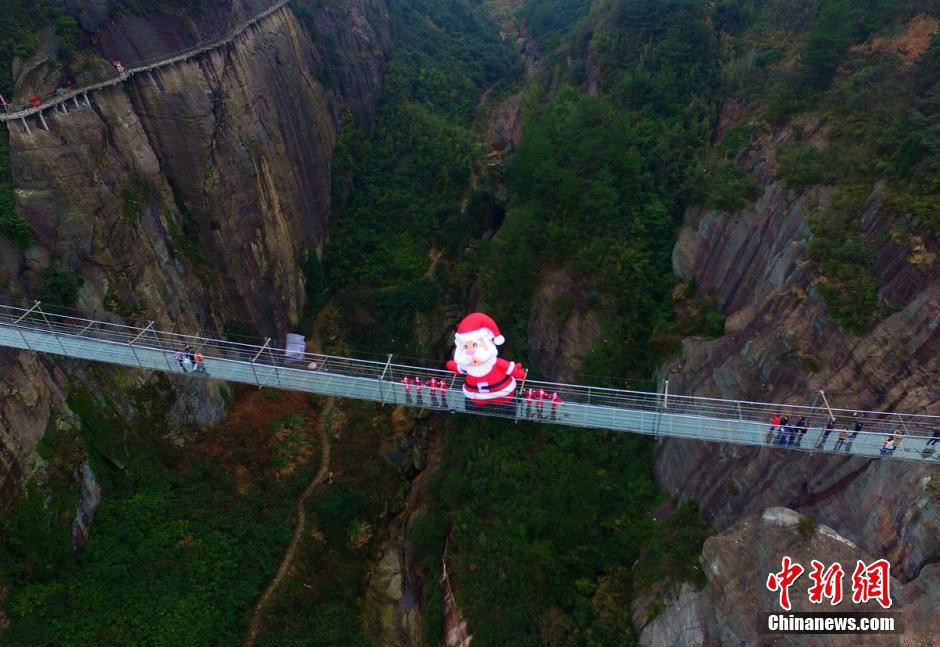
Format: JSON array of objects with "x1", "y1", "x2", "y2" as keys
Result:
[
  {"x1": 652, "y1": 117, "x2": 940, "y2": 643},
  {"x1": 528, "y1": 268, "x2": 601, "y2": 381},
  {"x1": 0, "y1": 1, "x2": 391, "y2": 512},
  {"x1": 640, "y1": 508, "x2": 940, "y2": 646},
  {"x1": 71, "y1": 461, "x2": 101, "y2": 553}
]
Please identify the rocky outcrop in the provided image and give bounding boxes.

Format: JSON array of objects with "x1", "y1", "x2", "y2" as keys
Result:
[
  {"x1": 63, "y1": 0, "x2": 114, "y2": 33},
  {"x1": 12, "y1": 27, "x2": 62, "y2": 99},
  {"x1": 659, "y1": 128, "x2": 940, "y2": 573},
  {"x1": 0, "y1": 0, "x2": 391, "y2": 510},
  {"x1": 365, "y1": 545, "x2": 423, "y2": 645},
  {"x1": 639, "y1": 507, "x2": 940, "y2": 646},
  {"x1": 442, "y1": 549, "x2": 472, "y2": 647},
  {"x1": 71, "y1": 460, "x2": 101, "y2": 553},
  {"x1": 652, "y1": 116, "x2": 940, "y2": 637},
  {"x1": 294, "y1": 0, "x2": 391, "y2": 126},
  {"x1": 0, "y1": 350, "x2": 66, "y2": 510},
  {"x1": 528, "y1": 268, "x2": 601, "y2": 381}
]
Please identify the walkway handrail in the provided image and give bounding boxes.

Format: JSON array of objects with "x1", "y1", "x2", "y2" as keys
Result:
[{"x1": 0, "y1": 0, "x2": 290, "y2": 122}]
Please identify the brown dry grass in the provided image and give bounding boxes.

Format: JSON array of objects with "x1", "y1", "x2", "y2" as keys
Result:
[
  {"x1": 184, "y1": 386, "x2": 321, "y2": 494},
  {"x1": 851, "y1": 14, "x2": 939, "y2": 65}
]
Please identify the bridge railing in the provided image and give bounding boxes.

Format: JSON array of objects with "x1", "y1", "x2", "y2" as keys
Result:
[{"x1": 0, "y1": 300, "x2": 938, "y2": 458}]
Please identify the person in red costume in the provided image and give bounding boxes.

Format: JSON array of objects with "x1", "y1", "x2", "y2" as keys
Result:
[{"x1": 446, "y1": 312, "x2": 525, "y2": 412}]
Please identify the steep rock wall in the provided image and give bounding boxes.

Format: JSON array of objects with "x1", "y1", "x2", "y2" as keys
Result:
[
  {"x1": 653, "y1": 116, "x2": 939, "y2": 620},
  {"x1": 0, "y1": 1, "x2": 389, "y2": 508},
  {"x1": 639, "y1": 508, "x2": 940, "y2": 646},
  {"x1": 296, "y1": 0, "x2": 391, "y2": 125}
]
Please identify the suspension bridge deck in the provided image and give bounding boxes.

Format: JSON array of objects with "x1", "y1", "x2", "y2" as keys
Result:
[{"x1": 0, "y1": 301, "x2": 938, "y2": 463}]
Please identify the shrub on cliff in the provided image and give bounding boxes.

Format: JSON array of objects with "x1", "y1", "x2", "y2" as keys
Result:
[
  {"x1": 0, "y1": 129, "x2": 34, "y2": 249},
  {"x1": 39, "y1": 267, "x2": 84, "y2": 314}
]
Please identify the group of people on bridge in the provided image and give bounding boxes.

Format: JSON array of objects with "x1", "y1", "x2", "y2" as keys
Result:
[
  {"x1": 400, "y1": 376, "x2": 565, "y2": 420},
  {"x1": 769, "y1": 413, "x2": 940, "y2": 458},
  {"x1": 524, "y1": 388, "x2": 563, "y2": 420},
  {"x1": 174, "y1": 346, "x2": 208, "y2": 375},
  {"x1": 401, "y1": 376, "x2": 450, "y2": 407}
]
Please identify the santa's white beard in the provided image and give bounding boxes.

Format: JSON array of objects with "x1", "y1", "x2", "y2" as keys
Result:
[{"x1": 455, "y1": 352, "x2": 497, "y2": 377}]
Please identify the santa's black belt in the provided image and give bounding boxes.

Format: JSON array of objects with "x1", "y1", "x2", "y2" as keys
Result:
[{"x1": 465, "y1": 374, "x2": 513, "y2": 393}]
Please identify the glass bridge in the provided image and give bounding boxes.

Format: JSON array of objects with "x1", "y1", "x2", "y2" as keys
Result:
[{"x1": 0, "y1": 301, "x2": 938, "y2": 463}]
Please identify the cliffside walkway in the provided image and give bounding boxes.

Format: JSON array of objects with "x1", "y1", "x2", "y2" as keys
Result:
[
  {"x1": 0, "y1": 0, "x2": 290, "y2": 133},
  {"x1": 1, "y1": 301, "x2": 938, "y2": 463}
]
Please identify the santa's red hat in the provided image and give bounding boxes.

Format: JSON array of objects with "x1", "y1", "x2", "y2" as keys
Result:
[{"x1": 454, "y1": 312, "x2": 505, "y2": 345}]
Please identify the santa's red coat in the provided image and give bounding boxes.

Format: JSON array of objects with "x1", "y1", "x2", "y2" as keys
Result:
[{"x1": 446, "y1": 358, "x2": 525, "y2": 405}]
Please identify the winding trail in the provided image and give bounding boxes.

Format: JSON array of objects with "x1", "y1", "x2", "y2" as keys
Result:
[{"x1": 243, "y1": 399, "x2": 334, "y2": 647}]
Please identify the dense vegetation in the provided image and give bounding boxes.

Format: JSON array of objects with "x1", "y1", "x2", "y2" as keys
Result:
[
  {"x1": 0, "y1": 388, "x2": 405, "y2": 644},
  {"x1": 0, "y1": 128, "x2": 34, "y2": 249},
  {"x1": 519, "y1": 0, "x2": 592, "y2": 51},
  {"x1": 709, "y1": 0, "x2": 940, "y2": 332},
  {"x1": 0, "y1": 0, "x2": 82, "y2": 97},
  {"x1": 482, "y1": 0, "x2": 720, "y2": 383},
  {"x1": 6, "y1": 0, "x2": 939, "y2": 644},
  {"x1": 413, "y1": 417, "x2": 708, "y2": 645},
  {"x1": 0, "y1": 388, "x2": 298, "y2": 643},
  {"x1": 320, "y1": 0, "x2": 522, "y2": 358},
  {"x1": 254, "y1": 400, "x2": 411, "y2": 646},
  {"x1": 307, "y1": 1, "x2": 720, "y2": 642}
]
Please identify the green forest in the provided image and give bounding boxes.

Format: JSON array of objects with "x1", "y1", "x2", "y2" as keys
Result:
[{"x1": 2, "y1": 0, "x2": 940, "y2": 644}]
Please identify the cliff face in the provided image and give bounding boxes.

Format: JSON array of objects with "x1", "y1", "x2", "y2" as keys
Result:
[
  {"x1": 639, "y1": 508, "x2": 940, "y2": 646},
  {"x1": 0, "y1": 1, "x2": 389, "y2": 507},
  {"x1": 527, "y1": 268, "x2": 600, "y2": 382},
  {"x1": 647, "y1": 115, "x2": 940, "y2": 640},
  {"x1": 296, "y1": 0, "x2": 391, "y2": 126}
]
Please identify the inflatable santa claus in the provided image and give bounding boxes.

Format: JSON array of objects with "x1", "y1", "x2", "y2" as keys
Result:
[{"x1": 445, "y1": 312, "x2": 525, "y2": 409}]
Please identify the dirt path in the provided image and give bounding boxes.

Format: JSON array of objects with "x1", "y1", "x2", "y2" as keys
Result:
[{"x1": 243, "y1": 400, "x2": 334, "y2": 646}]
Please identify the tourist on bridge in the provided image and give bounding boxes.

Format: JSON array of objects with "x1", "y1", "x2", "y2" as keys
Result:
[
  {"x1": 846, "y1": 418, "x2": 862, "y2": 451},
  {"x1": 193, "y1": 350, "x2": 208, "y2": 375},
  {"x1": 439, "y1": 379, "x2": 449, "y2": 406},
  {"x1": 525, "y1": 388, "x2": 534, "y2": 416},
  {"x1": 535, "y1": 388, "x2": 547, "y2": 418},
  {"x1": 30, "y1": 96, "x2": 41, "y2": 109},
  {"x1": 793, "y1": 416, "x2": 808, "y2": 447},
  {"x1": 926, "y1": 427, "x2": 940, "y2": 447},
  {"x1": 924, "y1": 427, "x2": 940, "y2": 458},
  {"x1": 775, "y1": 415, "x2": 790, "y2": 445},
  {"x1": 0, "y1": 94, "x2": 6, "y2": 112},
  {"x1": 402, "y1": 376, "x2": 412, "y2": 403},
  {"x1": 550, "y1": 392, "x2": 562, "y2": 420},
  {"x1": 767, "y1": 414, "x2": 780, "y2": 444},
  {"x1": 175, "y1": 350, "x2": 191, "y2": 372},
  {"x1": 817, "y1": 419, "x2": 836, "y2": 449},
  {"x1": 414, "y1": 377, "x2": 424, "y2": 405},
  {"x1": 880, "y1": 434, "x2": 897, "y2": 456},
  {"x1": 834, "y1": 427, "x2": 850, "y2": 452},
  {"x1": 429, "y1": 378, "x2": 439, "y2": 406}
]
